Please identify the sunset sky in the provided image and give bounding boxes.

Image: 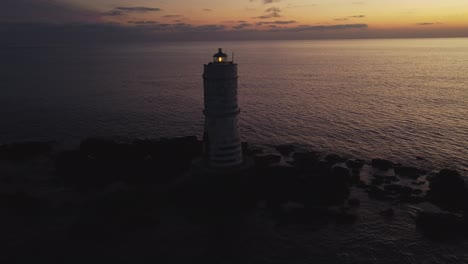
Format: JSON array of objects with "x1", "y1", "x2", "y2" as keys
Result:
[{"x1": 2, "y1": 0, "x2": 468, "y2": 42}]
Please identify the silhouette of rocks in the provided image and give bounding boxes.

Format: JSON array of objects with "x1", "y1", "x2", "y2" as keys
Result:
[
  {"x1": 395, "y1": 166, "x2": 422, "y2": 179},
  {"x1": 325, "y1": 154, "x2": 347, "y2": 164},
  {"x1": 379, "y1": 208, "x2": 395, "y2": 218},
  {"x1": 332, "y1": 165, "x2": 351, "y2": 180},
  {"x1": 383, "y1": 184, "x2": 414, "y2": 196},
  {"x1": 346, "y1": 159, "x2": 365, "y2": 171},
  {"x1": 69, "y1": 188, "x2": 160, "y2": 240},
  {"x1": 335, "y1": 211, "x2": 357, "y2": 225},
  {"x1": 291, "y1": 151, "x2": 320, "y2": 172},
  {"x1": 254, "y1": 154, "x2": 281, "y2": 167},
  {"x1": 427, "y1": 169, "x2": 468, "y2": 211},
  {"x1": 416, "y1": 211, "x2": 465, "y2": 240},
  {"x1": 366, "y1": 185, "x2": 392, "y2": 201},
  {"x1": 0, "y1": 191, "x2": 43, "y2": 216},
  {"x1": 0, "y1": 141, "x2": 53, "y2": 161},
  {"x1": 56, "y1": 137, "x2": 203, "y2": 190},
  {"x1": 348, "y1": 198, "x2": 360, "y2": 207},
  {"x1": 275, "y1": 144, "x2": 295, "y2": 156},
  {"x1": 371, "y1": 159, "x2": 394, "y2": 171},
  {"x1": 256, "y1": 162, "x2": 351, "y2": 208}
]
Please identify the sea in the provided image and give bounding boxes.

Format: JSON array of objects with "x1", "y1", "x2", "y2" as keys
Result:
[{"x1": 1, "y1": 38, "x2": 467, "y2": 173}]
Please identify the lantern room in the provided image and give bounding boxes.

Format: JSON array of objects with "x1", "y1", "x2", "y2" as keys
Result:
[{"x1": 213, "y1": 48, "x2": 228, "y2": 63}]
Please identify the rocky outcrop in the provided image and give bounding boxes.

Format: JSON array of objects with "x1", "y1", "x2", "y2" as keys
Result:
[
  {"x1": 394, "y1": 166, "x2": 422, "y2": 179},
  {"x1": 427, "y1": 169, "x2": 468, "y2": 211},
  {"x1": 416, "y1": 211, "x2": 466, "y2": 240},
  {"x1": 371, "y1": 159, "x2": 394, "y2": 171},
  {"x1": 0, "y1": 141, "x2": 53, "y2": 161}
]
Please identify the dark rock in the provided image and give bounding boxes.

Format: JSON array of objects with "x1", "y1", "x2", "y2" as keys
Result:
[
  {"x1": 379, "y1": 208, "x2": 395, "y2": 218},
  {"x1": 332, "y1": 166, "x2": 351, "y2": 180},
  {"x1": 371, "y1": 177, "x2": 384, "y2": 186},
  {"x1": 325, "y1": 154, "x2": 347, "y2": 164},
  {"x1": 371, "y1": 159, "x2": 394, "y2": 171},
  {"x1": 416, "y1": 211, "x2": 465, "y2": 240},
  {"x1": 69, "y1": 188, "x2": 160, "y2": 240},
  {"x1": 388, "y1": 176, "x2": 400, "y2": 182},
  {"x1": 411, "y1": 181, "x2": 425, "y2": 186},
  {"x1": 348, "y1": 198, "x2": 360, "y2": 207},
  {"x1": 57, "y1": 137, "x2": 203, "y2": 190},
  {"x1": 0, "y1": 141, "x2": 53, "y2": 161},
  {"x1": 0, "y1": 192, "x2": 43, "y2": 216},
  {"x1": 291, "y1": 151, "x2": 320, "y2": 172},
  {"x1": 395, "y1": 166, "x2": 421, "y2": 179},
  {"x1": 356, "y1": 180, "x2": 368, "y2": 189},
  {"x1": 427, "y1": 169, "x2": 468, "y2": 211},
  {"x1": 384, "y1": 184, "x2": 414, "y2": 196},
  {"x1": 254, "y1": 154, "x2": 281, "y2": 167},
  {"x1": 335, "y1": 212, "x2": 357, "y2": 225},
  {"x1": 275, "y1": 145, "x2": 295, "y2": 156},
  {"x1": 346, "y1": 159, "x2": 365, "y2": 170},
  {"x1": 367, "y1": 185, "x2": 391, "y2": 201}
]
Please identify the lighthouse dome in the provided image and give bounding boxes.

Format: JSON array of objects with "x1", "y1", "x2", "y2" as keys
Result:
[{"x1": 213, "y1": 48, "x2": 228, "y2": 63}]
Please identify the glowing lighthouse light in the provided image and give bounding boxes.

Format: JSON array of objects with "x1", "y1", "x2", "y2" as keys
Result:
[{"x1": 213, "y1": 48, "x2": 227, "y2": 63}]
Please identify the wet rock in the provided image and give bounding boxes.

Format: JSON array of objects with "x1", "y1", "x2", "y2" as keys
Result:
[
  {"x1": 348, "y1": 198, "x2": 360, "y2": 207},
  {"x1": 346, "y1": 159, "x2": 365, "y2": 170},
  {"x1": 367, "y1": 185, "x2": 391, "y2": 201},
  {"x1": 411, "y1": 181, "x2": 425, "y2": 186},
  {"x1": 291, "y1": 151, "x2": 320, "y2": 172},
  {"x1": 0, "y1": 191, "x2": 43, "y2": 216},
  {"x1": 427, "y1": 169, "x2": 468, "y2": 211},
  {"x1": 379, "y1": 208, "x2": 395, "y2": 218},
  {"x1": 371, "y1": 159, "x2": 394, "y2": 171},
  {"x1": 416, "y1": 211, "x2": 465, "y2": 240},
  {"x1": 332, "y1": 166, "x2": 351, "y2": 181},
  {"x1": 0, "y1": 141, "x2": 53, "y2": 161},
  {"x1": 384, "y1": 184, "x2": 414, "y2": 196},
  {"x1": 325, "y1": 154, "x2": 347, "y2": 164},
  {"x1": 275, "y1": 145, "x2": 295, "y2": 156},
  {"x1": 356, "y1": 180, "x2": 368, "y2": 189},
  {"x1": 395, "y1": 166, "x2": 421, "y2": 179},
  {"x1": 254, "y1": 154, "x2": 281, "y2": 167},
  {"x1": 371, "y1": 176, "x2": 384, "y2": 186},
  {"x1": 335, "y1": 212, "x2": 357, "y2": 225},
  {"x1": 69, "y1": 188, "x2": 160, "y2": 240}
]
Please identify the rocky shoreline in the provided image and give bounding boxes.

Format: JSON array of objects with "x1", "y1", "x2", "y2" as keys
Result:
[{"x1": 1, "y1": 137, "x2": 467, "y2": 263}]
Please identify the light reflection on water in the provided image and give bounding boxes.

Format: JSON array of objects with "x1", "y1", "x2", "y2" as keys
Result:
[{"x1": 1, "y1": 38, "x2": 467, "y2": 172}]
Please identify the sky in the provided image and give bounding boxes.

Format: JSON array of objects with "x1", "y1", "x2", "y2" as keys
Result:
[{"x1": 2, "y1": 0, "x2": 468, "y2": 43}]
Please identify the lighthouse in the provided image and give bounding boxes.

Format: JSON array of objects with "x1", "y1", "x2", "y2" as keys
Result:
[{"x1": 203, "y1": 48, "x2": 243, "y2": 168}]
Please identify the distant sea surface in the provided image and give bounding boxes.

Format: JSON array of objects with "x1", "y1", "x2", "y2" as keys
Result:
[{"x1": 2, "y1": 39, "x2": 467, "y2": 172}]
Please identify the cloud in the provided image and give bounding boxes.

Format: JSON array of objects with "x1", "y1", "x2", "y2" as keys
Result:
[
  {"x1": 255, "y1": 7, "x2": 282, "y2": 19},
  {"x1": 233, "y1": 22, "x2": 252, "y2": 30},
  {"x1": 1, "y1": 0, "x2": 99, "y2": 23},
  {"x1": 115, "y1": 7, "x2": 161, "y2": 12},
  {"x1": 334, "y1": 15, "x2": 366, "y2": 21},
  {"x1": 250, "y1": 0, "x2": 281, "y2": 4},
  {"x1": 274, "y1": 24, "x2": 368, "y2": 32},
  {"x1": 416, "y1": 23, "x2": 435, "y2": 26},
  {"x1": 257, "y1": 20, "x2": 297, "y2": 26},
  {"x1": 104, "y1": 6, "x2": 162, "y2": 16}
]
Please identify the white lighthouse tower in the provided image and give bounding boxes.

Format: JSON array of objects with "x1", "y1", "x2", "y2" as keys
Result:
[{"x1": 203, "y1": 48, "x2": 243, "y2": 168}]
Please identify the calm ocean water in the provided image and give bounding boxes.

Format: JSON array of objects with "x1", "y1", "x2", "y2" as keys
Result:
[{"x1": 1, "y1": 39, "x2": 467, "y2": 172}]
